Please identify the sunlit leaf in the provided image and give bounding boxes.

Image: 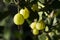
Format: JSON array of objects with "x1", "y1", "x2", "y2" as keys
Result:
[
  {"x1": 48, "y1": 32, "x2": 54, "y2": 37},
  {"x1": 45, "y1": 26, "x2": 49, "y2": 32},
  {"x1": 44, "y1": 12, "x2": 48, "y2": 16},
  {"x1": 52, "y1": 16, "x2": 57, "y2": 26},
  {"x1": 38, "y1": 11, "x2": 43, "y2": 21},
  {"x1": 38, "y1": 2, "x2": 45, "y2": 8}
]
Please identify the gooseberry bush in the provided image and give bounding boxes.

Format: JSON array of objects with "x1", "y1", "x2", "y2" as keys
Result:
[{"x1": 0, "y1": 0, "x2": 60, "y2": 40}]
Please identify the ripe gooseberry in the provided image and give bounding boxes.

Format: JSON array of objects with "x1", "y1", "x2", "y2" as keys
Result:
[
  {"x1": 36, "y1": 20, "x2": 45, "y2": 30},
  {"x1": 32, "y1": 29, "x2": 39, "y2": 35},
  {"x1": 30, "y1": 22, "x2": 36, "y2": 29},
  {"x1": 13, "y1": 13, "x2": 24, "y2": 25},
  {"x1": 20, "y1": 7, "x2": 29, "y2": 19}
]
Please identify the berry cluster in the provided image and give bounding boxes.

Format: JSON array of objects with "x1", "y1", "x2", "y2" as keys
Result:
[
  {"x1": 30, "y1": 20, "x2": 45, "y2": 35},
  {"x1": 13, "y1": 7, "x2": 29, "y2": 25}
]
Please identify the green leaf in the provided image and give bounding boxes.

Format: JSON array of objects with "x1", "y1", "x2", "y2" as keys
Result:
[
  {"x1": 39, "y1": 0, "x2": 45, "y2": 3},
  {"x1": 4, "y1": 29, "x2": 11, "y2": 40},
  {"x1": 26, "y1": 19, "x2": 32, "y2": 24},
  {"x1": 3, "y1": 15, "x2": 13, "y2": 40},
  {"x1": 44, "y1": 12, "x2": 48, "y2": 16},
  {"x1": 48, "y1": 32, "x2": 54, "y2": 37},
  {"x1": 14, "y1": 31, "x2": 24, "y2": 38},
  {"x1": 0, "y1": 11, "x2": 9, "y2": 21},
  {"x1": 38, "y1": 2, "x2": 45, "y2": 8},
  {"x1": 38, "y1": 11, "x2": 43, "y2": 21},
  {"x1": 47, "y1": 18, "x2": 51, "y2": 25},
  {"x1": 3, "y1": 0, "x2": 11, "y2": 4},
  {"x1": 45, "y1": 26, "x2": 49, "y2": 32},
  {"x1": 0, "y1": 16, "x2": 10, "y2": 26},
  {"x1": 38, "y1": 33, "x2": 46, "y2": 40},
  {"x1": 52, "y1": 16, "x2": 57, "y2": 26}
]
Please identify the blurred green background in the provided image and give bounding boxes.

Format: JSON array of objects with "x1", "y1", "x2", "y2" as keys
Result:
[{"x1": 0, "y1": 0, "x2": 60, "y2": 40}]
